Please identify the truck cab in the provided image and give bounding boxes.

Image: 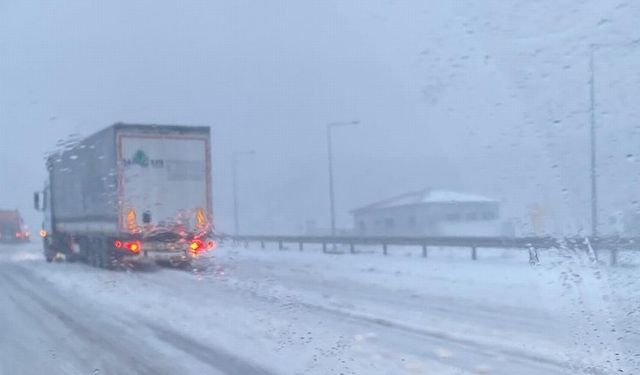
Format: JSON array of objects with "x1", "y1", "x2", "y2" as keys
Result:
[{"x1": 34, "y1": 183, "x2": 56, "y2": 260}]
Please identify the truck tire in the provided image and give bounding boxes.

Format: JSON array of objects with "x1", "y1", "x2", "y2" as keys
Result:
[
  {"x1": 97, "y1": 246, "x2": 108, "y2": 269},
  {"x1": 176, "y1": 260, "x2": 193, "y2": 270},
  {"x1": 103, "y1": 247, "x2": 118, "y2": 270},
  {"x1": 44, "y1": 247, "x2": 55, "y2": 262},
  {"x1": 92, "y1": 238, "x2": 115, "y2": 269},
  {"x1": 89, "y1": 238, "x2": 105, "y2": 268},
  {"x1": 87, "y1": 246, "x2": 97, "y2": 267},
  {"x1": 66, "y1": 253, "x2": 78, "y2": 263},
  {"x1": 43, "y1": 238, "x2": 55, "y2": 262},
  {"x1": 77, "y1": 238, "x2": 89, "y2": 265}
]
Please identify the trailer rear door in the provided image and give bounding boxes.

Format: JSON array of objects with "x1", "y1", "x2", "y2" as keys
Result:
[{"x1": 117, "y1": 132, "x2": 211, "y2": 234}]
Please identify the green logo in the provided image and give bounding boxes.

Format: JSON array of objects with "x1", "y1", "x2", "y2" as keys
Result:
[
  {"x1": 131, "y1": 150, "x2": 149, "y2": 167},
  {"x1": 124, "y1": 149, "x2": 163, "y2": 168}
]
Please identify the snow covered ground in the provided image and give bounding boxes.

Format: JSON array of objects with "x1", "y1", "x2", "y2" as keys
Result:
[{"x1": 0, "y1": 242, "x2": 637, "y2": 374}]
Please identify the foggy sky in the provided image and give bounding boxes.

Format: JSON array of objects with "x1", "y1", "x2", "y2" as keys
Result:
[{"x1": 1, "y1": 0, "x2": 639, "y2": 236}]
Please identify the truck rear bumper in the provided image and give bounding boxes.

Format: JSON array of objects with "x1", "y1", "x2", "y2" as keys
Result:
[
  {"x1": 122, "y1": 250, "x2": 193, "y2": 263},
  {"x1": 114, "y1": 238, "x2": 213, "y2": 264}
]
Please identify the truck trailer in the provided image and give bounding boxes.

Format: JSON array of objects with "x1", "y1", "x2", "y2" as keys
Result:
[{"x1": 34, "y1": 123, "x2": 214, "y2": 267}]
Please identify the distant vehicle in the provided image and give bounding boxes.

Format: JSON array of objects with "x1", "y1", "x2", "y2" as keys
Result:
[
  {"x1": 0, "y1": 209, "x2": 29, "y2": 243},
  {"x1": 34, "y1": 123, "x2": 215, "y2": 267}
]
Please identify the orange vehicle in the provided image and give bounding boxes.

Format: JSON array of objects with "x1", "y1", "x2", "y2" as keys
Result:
[{"x1": 0, "y1": 209, "x2": 29, "y2": 243}]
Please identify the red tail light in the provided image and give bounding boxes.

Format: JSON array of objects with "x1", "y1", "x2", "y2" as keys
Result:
[
  {"x1": 15, "y1": 232, "x2": 23, "y2": 238},
  {"x1": 189, "y1": 239, "x2": 204, "y2": 254},
  {"x1": 190, "y1": 240, "x2": 202, "y2": 250},
  {"x1": 127, "y1": 242, "x2": 140, "y2": 253},
  {"x1": 206, "y1": 240, "x2": 216, "y2": 249},
  {"x1": 114, "y1": 240, "x2": 141, "y2": 253}
]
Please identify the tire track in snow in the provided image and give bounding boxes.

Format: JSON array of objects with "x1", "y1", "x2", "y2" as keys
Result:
[
  {"x1": 0, "y1": 268, "x2": 168, "y2": 375},
  {"x1": 3, "y1": 263, "x2": 278, "y2": 375},
  {"x1": 147, "y1": 268, "x2": 580, "y2": 375},
  {"x1": 147, "y1": 322, "x2": 277, "y2": 375},
  {"x1": 248, "y1": 288, "x2": 577, "y2": 375}
]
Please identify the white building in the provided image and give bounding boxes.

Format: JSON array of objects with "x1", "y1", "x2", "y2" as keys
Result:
[{"x1": 351, "y1": 188, "x2": 501, "y2": 237}]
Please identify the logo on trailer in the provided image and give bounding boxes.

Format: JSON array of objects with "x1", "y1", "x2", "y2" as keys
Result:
[
  {"x1": 124, "y1": 149, "x2": 164, "y2": 168},
  {"x1": 132, "y1": 150, "x2": 149, "y2": 167}
]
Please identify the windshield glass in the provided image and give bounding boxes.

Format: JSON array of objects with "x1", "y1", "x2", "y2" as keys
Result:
[{"x1": 1, "y1": 1, "x2": 638, "y2": 374}]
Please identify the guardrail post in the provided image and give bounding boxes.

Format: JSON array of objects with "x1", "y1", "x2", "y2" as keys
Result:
[
  {"x1": 244, "y1": 241, "x2": 249, "y2": 248},
  {"x1": 383, "y1": 243, "x2": 388, "y2": 256},
  {"x1": 322, "y1": 241, "x2": 327, "y2": 253},
  {"x1": 299, "y1": 242, "x2": 303, "y2": 251},
  {"x1": 422, "y1": 244, "x2": 427, "y2": 258},
  {"x1": 278, "y1": 240, "x2": 283, "y2": 250},
  {"x1": 260, "y1": 241, "x2": 265, "y2": 249},
  {"x1": 350, "y1": 243, "x2": 355, "y2": 254},
  {"x1": 471, "y1": 246, "x2": 477, "y2": 260},
  {"x1": 528, "y1": 246, "x2": 540, "y2": 265},
  {"x1": 610, "y1": 249, "x2": 618, "y2": 266}
]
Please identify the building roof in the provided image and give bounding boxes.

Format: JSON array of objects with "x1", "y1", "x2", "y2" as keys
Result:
[{"x1": 351, "y1": 188, "x2": 497, "y2": 213}]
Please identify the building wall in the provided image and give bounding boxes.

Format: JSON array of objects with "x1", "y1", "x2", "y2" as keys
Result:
[{"x1": 353, "y1": 201, "x2": 500, "y2": 236}]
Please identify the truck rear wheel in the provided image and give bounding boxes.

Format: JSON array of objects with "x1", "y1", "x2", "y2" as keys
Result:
[
  {"x1": 90, "y1": 238, "x2": 117, "y2": 269},
  {"x1": 97, "y1": 249, "x2": 107, "y2": 268},
  {"x1": 43, "y1": 237, "x2": 55, "y2": 262},
  {"x1": 104, "y1": 249, "x2": 119, "y2": 270},
  {"x1": 66, "y1": 253, "x2": 79, "y2": 263},
  {"x1": 87, "y1": 246, "x2": 98, "y2": 267},
  {"x1": 162, "y1": 259, "x2": 192, "y2": 270},
  {"x1": 88, "y1": 238, "x2": 106, "y2": 268}
]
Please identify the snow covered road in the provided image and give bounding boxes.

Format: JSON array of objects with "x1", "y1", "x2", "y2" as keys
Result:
[
  {"x1": 0, "y1": 243, "x2": 636, "y2": 374},
  {"x1": 0, "y1": 256, "x2": 274, "y2": 375}
]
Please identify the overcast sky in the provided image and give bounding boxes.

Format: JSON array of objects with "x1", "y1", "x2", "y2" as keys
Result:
[{"x1": 1, "y1": 0, "x2": 639, "y2": 235}]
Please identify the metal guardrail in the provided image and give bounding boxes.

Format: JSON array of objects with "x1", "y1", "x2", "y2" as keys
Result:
[{"x1": 216, "y1": 234, "x2": 640, "y2": 264}]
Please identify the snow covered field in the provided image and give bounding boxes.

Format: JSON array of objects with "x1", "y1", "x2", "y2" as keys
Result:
[{"x1": 0, "y1": 242, "x2": 637, "y2": 374}]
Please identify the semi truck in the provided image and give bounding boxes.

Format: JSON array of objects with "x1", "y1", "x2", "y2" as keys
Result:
[
  {"x1": 34, "y1": 123, "x2": 215, "y2": 267},
  {"x1": 0, "y1": 209, "x2": 29, "y2": 243}
]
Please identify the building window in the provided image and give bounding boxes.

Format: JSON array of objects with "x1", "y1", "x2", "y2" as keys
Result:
[
  {"x1": 445, "y1": 213, "x2": 460, "y2": 221},
  {"x1": 408, "y1": 216, "x2": 416, "y2": 226},
  {"x1": 482, "y1": 212, "x2": 497, "y2": 220},
  {"x1": 359, "y1": 221, "x2": 366, "y2": 231},
  {"x1": 384, "y1": 218, "x2": 394, "y2": 228},
  {"x1": 466, "y1": 212, "x2": 478, "y2": 221}
]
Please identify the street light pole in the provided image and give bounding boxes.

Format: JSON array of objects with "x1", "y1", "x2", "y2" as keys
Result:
[
  {"x1": 589, "y1": 46, "x2": 598, "y2": 238},
  {"x1": 232, "y1": 150, "x2": 255, "y2": 236},
  {"x1": 588, "y1": 39, "x2": 640, "y2": 237},
  {"x1": 232, "y1": 155, "x2": 239, "y2": 236},
  {"x1": 326, "y1": 121, "x2": 358, "y2": 240},
  {"x1": 327, "y1": 126, "x2": 336, "y2": 238}
]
